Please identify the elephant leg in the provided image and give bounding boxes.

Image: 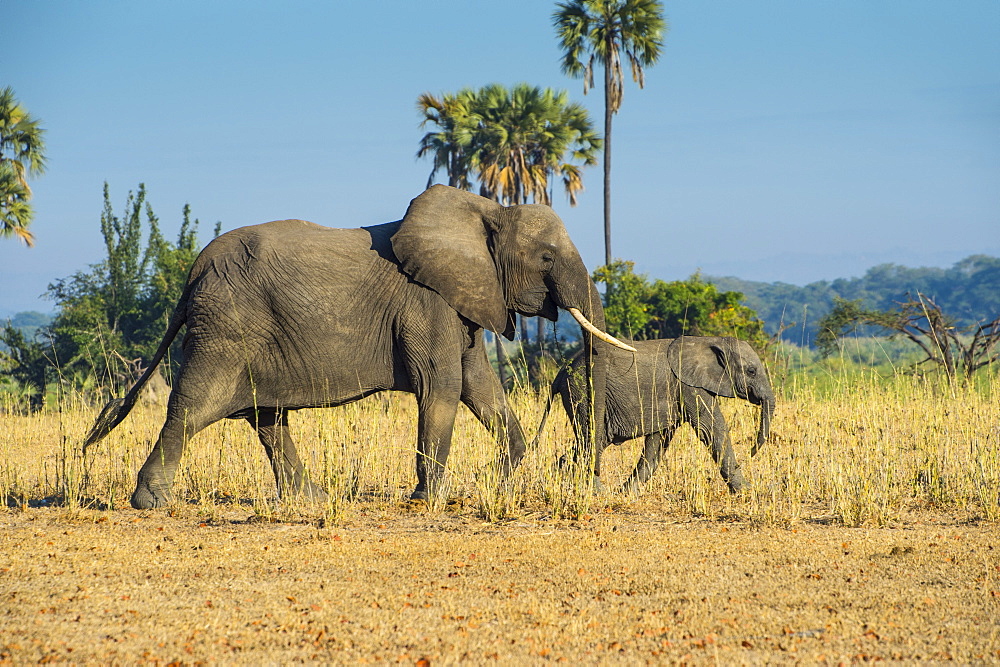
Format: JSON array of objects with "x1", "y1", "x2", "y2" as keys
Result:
[
  {"x1": 248, "y1": 408, "x2": 328, "y2": 503},
  {"x1": 687, "y1": 395, "x2": 746, "y2": 493},
  {"x1": 460, "y1": 341, "x2": 527, "y2": 476},
  {"x1": 621, "y1": 429, "x2": 673, "y2": 494},
  {"x1": 411, "y1": 391, "x2": 462, "y2": 501},
  {"x1": 132, "y1": 398, "x2": 226, "y2": 509}
]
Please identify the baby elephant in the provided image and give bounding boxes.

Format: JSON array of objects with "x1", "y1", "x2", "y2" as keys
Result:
[{"x1": 538, "y1": 336, "x2": 774, "y2": 493}]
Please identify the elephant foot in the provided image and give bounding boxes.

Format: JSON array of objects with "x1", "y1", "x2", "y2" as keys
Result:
[
  {"x1": 130, "y1": 478, "x2": 174, "y2": 509},
  {"x1": 619, "y1": 480, "x2": 640, "y2": 497},
  {"x1": 300, "y1": 480, "x2": 329, "y2": 503},
  {"x1": 409, "y1": 476, "x2": 449, "y2": 502},
  {"x1": 592, "y1": 474, "x2": 606, "y2": 494},
  {"x1": 725, "y1": 469, "x2": 747, "y2": 494},
  {"x1": 280, "y1": 477, "x2": 329, "y2": 504}
]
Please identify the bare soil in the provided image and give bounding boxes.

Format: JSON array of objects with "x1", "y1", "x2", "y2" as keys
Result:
[{"x1": 2, "y1": 502, "x2": 997, "y2": 664}]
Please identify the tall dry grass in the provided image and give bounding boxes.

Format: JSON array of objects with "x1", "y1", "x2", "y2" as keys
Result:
[{"x1": 1, "y1": 371, "x2": 997, "y2": 526}]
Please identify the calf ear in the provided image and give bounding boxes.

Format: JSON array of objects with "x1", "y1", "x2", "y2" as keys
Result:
[
  {"x1": 667, "y1": 336, "x2": 738, "y2": 398},
  {"x1": 391, "y1": 185, "x2": 515, "y2": 339}
]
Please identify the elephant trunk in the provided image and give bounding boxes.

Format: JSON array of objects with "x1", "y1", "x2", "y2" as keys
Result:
[{"x1": 752, "y1": 395, "x2": 774, "y2": 457}]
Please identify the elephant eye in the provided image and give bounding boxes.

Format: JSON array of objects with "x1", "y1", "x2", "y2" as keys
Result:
[
  {"x1": 540, "y1": 251, "x2": 555, "y2": 272},
  {"x1": 746, "y1": 365, "x2": 757, "y2": 377}
]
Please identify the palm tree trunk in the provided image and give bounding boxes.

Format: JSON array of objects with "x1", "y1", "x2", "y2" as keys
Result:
[{"x1": 603, "y1": 57, "x2": 613, "y2": 268}]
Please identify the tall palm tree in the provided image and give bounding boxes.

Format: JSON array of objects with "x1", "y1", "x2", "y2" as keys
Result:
[
  {"x1": 553, "y1": 0, "x2": 666, "y2": 267},
  {"x1": 469, "y1": 83, "x2": 601, "y2": 207},
  {"x1": 0, "y1": 87, "x2": 47, "y2": 246}
]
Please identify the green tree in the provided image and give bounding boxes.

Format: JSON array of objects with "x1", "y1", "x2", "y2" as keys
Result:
[
  {"x1": 593, "y1": 261, "x2": 769, "y2": 351},
  {"x1": 0, "y1": 87, "x2": 47, "y2": 246},
  {"x1": 554, "y1": 0, "x2": 666, "y2": 266},
  {"x1": 0, "y1": 324, "x2": 52, "y2": 410},
  {"x1": 591, "y1": 259, "x2": 654, "y2": 337},
  {"x1": 46, "y1": 184, "x2": 207, "y2": 390},
  {"x1": 416, "y1": 89, "x2": 477, "y2": 190}
]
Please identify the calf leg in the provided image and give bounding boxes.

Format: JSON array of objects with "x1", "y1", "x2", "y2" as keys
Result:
[
  {"x1": 621, "y1": 429, "x2": 674, "y2": 494},
  {"x1": 686, "y1": 393, "x2": 746, "y2": 493}
]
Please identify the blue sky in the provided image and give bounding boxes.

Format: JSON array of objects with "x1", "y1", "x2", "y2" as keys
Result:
[{"x1": 2, "y1": 0, "x2": 998, "y2": 316}]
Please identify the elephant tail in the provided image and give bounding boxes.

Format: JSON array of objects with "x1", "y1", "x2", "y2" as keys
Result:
[{"x1": 83, "y1": 290, "x2": 189, "y2": 452}]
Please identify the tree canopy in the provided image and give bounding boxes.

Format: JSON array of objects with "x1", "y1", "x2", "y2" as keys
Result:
[
  {"x1": 594, "y1": 260, "x2": 769, "y2": 351},
  {"x1": 417, "y1": 83, "x2": 601, "y2": 207},
  {"x1": 46, "y1": 183, "x2": 207, "y2": 385},
  {"x1": 1, "y1": 183, "x2": 212, "y2": 407}
]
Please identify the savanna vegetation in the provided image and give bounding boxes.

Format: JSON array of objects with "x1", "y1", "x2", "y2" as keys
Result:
[
  {"x1": 1, "y1": 183, "x2": 998, "y2": 661},
  {"x1": 711, "y1": 254, "x2": 1000, "y2": 346},
  {"x1": 2, "y1": 368, "x2": 998, "y2": 661}
]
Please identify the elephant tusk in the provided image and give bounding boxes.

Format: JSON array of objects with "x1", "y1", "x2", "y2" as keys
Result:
[{"x1": 568, "y1": 308, "x2": 638, "y2": 352}]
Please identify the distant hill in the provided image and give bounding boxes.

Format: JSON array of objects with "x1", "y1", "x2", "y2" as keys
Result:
[
  {"x1": 1, "y1": 312, "x2": 52, "y2": 357},
  {"x1": 707, "y1": 255, "x2": 1000, "y2": 347}
]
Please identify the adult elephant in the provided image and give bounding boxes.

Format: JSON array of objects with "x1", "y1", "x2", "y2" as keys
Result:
[
  {"x1": 84, "y1": 185, "x2": 634, "y2": 509},
  {"x1": 537, "y1": 336, "x2": 774, "y2": 493}
]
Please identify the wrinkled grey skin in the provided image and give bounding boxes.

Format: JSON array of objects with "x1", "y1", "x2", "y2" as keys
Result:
[
  {"x1": 84, "y1": 185, "x2": 614, "y2": 509},
  {"x1": 540, "y1": 336, "x2": 775, "y2": 493}
]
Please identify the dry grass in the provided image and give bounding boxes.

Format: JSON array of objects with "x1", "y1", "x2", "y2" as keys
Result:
[{"x1": 1, "y1": 373, "x2": 999, "y2": 662}]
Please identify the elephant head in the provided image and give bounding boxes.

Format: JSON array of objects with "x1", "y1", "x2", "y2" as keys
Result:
[
  {"x1": 667, "y1": 336, "x2": 774, "y2": 456},
  {"x1": 391, "y1": 185, "x2": 630, "y2": 455}
]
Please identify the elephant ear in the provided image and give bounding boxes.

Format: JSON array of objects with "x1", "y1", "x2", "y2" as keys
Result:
[
  {"x1": 667, "y1": 336, "x2": 738, "y2": 398},
  {"x1": 391, "y1": 185, "x2": 516, "y2": 339}
]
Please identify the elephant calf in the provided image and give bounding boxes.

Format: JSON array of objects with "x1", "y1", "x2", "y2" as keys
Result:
[{"x1": 538, "y1": 336, "x2": 775, "y2": 493}]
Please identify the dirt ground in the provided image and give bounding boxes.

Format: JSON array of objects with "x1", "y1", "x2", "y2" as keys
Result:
[{"x1": 1, "y1": 503, "x2": 997, "y2": 664}]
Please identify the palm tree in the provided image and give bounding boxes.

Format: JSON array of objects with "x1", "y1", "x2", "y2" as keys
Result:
[
  {"x1": 418, "y1": 83, "x2": 601, "y2": 207},
  {"x1": 416, "y1": 89, "x2": 477, "y2": 190},
  {"x1": 0, "y1": 87, "x2": 47, "y2": 246},
  {"x1": 553, "y1": 0, "x2": 666, "y2": 267},
  {"x1": 469, "y1": 83, "x2": 601, "y2": 207}
]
